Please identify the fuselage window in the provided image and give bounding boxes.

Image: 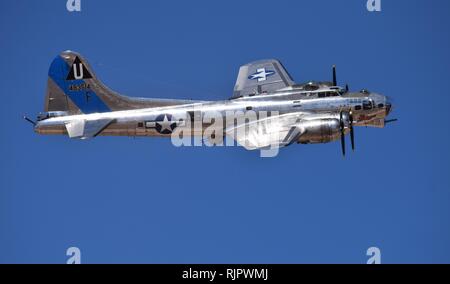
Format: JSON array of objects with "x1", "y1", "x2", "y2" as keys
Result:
[
  {"x1": 318, "y1": 91, "x2": 339, "y2": 98},
  {"x1": 363, "y1": 100, "x2": 372, "y2": 110}
]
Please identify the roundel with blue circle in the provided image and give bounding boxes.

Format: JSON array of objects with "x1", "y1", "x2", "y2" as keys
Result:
[{"x1": 155, "y1": 114, "x2": 177, "y2": 134}]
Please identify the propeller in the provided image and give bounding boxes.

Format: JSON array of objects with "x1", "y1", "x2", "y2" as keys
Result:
[
  {"x1": 349, "y1": 112, "x2": 355, "y2": 151},
  {"x1": 339, "y1": 111, "x2": 346, "y2": 156},
  {"x1": 385, "y1": 118, "x2": 398, "y2": 124},
  {"x1": 333, "y1": 65, "x2": 354, "y2": 156},
  {"x1": 332, "y1": 65, "x2": 350, "y2": 93},
  {"x1": 332, "y1": 65, "x2": 337, "y2": 86},
  {"x1": 339, "y1": 111, "x2": 356, "y2": 156}
]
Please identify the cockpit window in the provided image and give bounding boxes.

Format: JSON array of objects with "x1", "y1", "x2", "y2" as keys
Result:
[
  {"x1": 329, "y1": 91, "x2": 339, "y2": 97},
  {"x1": 304, "y1": 82, "x2": 320, "y2": 91},
  {"x1": 360, "y1": 89, "x2": 370, "y2": 94}
]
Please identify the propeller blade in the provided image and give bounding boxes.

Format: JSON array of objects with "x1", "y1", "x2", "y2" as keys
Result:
[
  {"x1": 332, "y1": 65, "x2": 337, "y2": 86},
  {"x1": 339, "y1": 111, "x2": 345, "y2": 156},
  {"x1": 385, "y1": 118, "x2": 398, "y2": 124},
  {"x1": 349, "y1": 112, "x2": 355, "y2": 151}
]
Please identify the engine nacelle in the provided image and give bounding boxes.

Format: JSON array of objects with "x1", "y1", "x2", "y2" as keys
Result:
[{"x1": 298, "y1": 118, "x2": 342, "y2": 144}]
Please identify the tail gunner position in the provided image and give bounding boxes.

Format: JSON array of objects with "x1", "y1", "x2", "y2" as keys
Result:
[{"x1": 25, "y1": 51, "x2": 395, "y2": 155}]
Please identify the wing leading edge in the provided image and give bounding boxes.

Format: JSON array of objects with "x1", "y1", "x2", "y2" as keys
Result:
[{"x1": 225, "y1": 112, "x2": 306, "y2": 150}]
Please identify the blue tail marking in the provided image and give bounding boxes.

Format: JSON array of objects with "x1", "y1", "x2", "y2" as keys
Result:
[{"x1": 48, "y1": 55, "x2": 110, "y2": 114}]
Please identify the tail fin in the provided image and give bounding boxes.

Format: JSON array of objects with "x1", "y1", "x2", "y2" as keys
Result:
[{"x1": 44, "y1": 51, "x2": 195, "y2": 115}]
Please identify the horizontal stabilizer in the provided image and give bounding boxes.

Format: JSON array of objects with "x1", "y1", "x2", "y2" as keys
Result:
[{"x1": 65, "y1": 119, "x2": 114, "y2": 139}]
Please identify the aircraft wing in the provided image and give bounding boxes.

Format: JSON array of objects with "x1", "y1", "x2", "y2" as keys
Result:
[
  {"x1": 225, "y1": 112, "x2": 306, "y2": 150},
  {"x1": 232, "y1": 59, "x2": 295, "y2": 98}
]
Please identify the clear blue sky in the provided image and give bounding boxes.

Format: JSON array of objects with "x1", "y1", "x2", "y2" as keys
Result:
[{"x1": 1, "y1": 0, "x2": 450, "y2": 263}]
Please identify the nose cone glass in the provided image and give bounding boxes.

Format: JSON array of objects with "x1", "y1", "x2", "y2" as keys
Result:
[
  {"x1": 384, "y1": 96, "x2": 394, "y2": 116},
  {"x1": 385, "y1": 102, "x2": 392, "y2": 116},
  {"x1": 371, "y1": 93, "x2": 393, "y2": 116}
]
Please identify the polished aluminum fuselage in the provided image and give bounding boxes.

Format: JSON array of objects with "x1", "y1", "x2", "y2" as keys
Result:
[{"x1": 35, "y1": 86, "x2": 390, "y2": 144}]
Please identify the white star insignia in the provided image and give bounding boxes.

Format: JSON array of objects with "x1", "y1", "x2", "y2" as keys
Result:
[
  {"x1": 157, "y1": 115, "x2": 173, "y2": 133},
  {"x1": 249, "y1": 68, "x2": 275, "y2": 82}
]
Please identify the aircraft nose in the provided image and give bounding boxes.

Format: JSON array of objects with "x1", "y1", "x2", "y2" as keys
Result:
[
  {"x1": 385, "y1": 102, "x2": 392, "y2": 116},
  {"x1": 384, "y1": 96, "x2": 394, "y2": 116}
]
